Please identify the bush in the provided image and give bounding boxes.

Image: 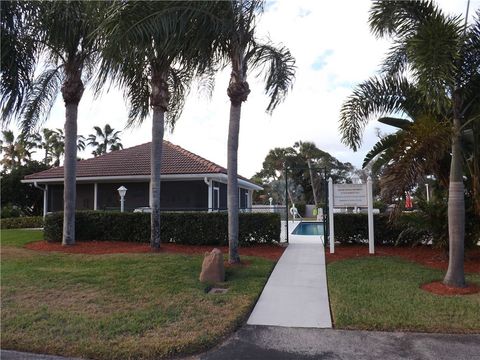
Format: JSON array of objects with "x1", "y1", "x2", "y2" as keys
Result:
[
  {"x1": 44, "y1": 211, "x2": 281, "y2": 245},
  {"x1": 332, "y1": 213, "x2": 418, "y2": 246},
  {"x1": 1, "y1": 216, "x2": 44, "y2": 229},
  {"x1": 1, "y1": 204, "x2": 23, "y2": 219}
]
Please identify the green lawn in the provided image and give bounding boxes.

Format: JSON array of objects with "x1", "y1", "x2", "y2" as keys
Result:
[
  {"x1": 1, "y1": 229, "x2": 274, "y2": 359},
  {"x1": 327, "y1": 256, "x2": 480, "y2": 333}
]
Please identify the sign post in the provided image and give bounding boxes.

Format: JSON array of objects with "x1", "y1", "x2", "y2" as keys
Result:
[
  {"x1": 329, "y1": 178, "x2": 375, "y2": 254},
  {"x1": 328, "y1": 178, "x2": 334, "y2": 253}
]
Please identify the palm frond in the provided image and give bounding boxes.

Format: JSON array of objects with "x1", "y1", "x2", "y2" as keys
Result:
[
  {"x1": 247, "y1": 42, "x2": 296, "y2": 114},
  {"x1": 378, "y1": 117, "x2": 412, "y2": 130},
  {"x1": 20, "y1": 67, "x2": 63, "y2": 135},
  {"x1": 339, "y1": 75, "x2": 413, "y2": 151},
  {"x1": 362, "y1": 133, "x2": 402, "y2": 169}
]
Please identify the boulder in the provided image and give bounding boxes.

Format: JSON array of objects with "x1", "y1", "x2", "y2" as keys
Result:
[{"x1": 199, "y1": 248, "x2": 225, "y2": 283}]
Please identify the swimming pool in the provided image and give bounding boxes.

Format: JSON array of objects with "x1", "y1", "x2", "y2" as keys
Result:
[{"x1": 292, "y1": 222, "x2": 324, "y2": 236}]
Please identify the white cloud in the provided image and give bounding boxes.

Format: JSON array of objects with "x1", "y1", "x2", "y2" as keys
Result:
[{"x1": 16, "y1": 0, "x2": 479, "y2": 177}]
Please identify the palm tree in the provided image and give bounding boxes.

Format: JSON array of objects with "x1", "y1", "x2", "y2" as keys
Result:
[
  {"x1": 87, "y1": 124, "x2": 123, "y2": 157},
  {"x1": 97, "y1": 1, "x2": 226, "y2": 250},
  {"x1": 339, "y1": 1, "x2": 480, "y2": 287},
  {"x1": 17, "y1": 2, "x2": 106, "y2": 245},
  {"x1": 0, "y1": 130, "x2": 39, "y2": 170},
  {"x1": 221, "y1": 0, "x2": 296, "y2": 263},
  {"x1": 294, "y1": 141, "x2": 324, "y2": 207}
]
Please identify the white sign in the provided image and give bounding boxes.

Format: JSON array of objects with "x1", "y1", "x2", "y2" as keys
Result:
[{"x1": 333, "y1": 184, "x2": 367, "y2": 207}]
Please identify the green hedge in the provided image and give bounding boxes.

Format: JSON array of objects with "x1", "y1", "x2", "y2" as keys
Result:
[
  {"x1": 332, "y1": 213, "x2": 419, "y2": 246},
  {"x1": 44, "y1": 211, "x2": 281, "y2": 245},
  {"x1": 0, "y1": 216, "x2": 44, "y2": 229}
]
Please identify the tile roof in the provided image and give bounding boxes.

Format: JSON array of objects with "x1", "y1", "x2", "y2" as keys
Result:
[{"x1": 25, "y1": 141, "x2": 229, "y2": 180}]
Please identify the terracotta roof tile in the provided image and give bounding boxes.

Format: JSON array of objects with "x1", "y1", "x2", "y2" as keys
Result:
[{"x1": 25, "y1": 141, "x2": 229, "y2": 180}]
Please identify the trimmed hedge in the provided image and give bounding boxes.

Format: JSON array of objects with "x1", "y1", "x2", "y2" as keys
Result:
[
  {"x1": 333, "y1": 213, "x2": 418, "y2": 246},
  {"x1": 0, "y1": 216, "x2": 44, "y2": 229},
  {"x1": 44, "y1": 211, "x2": 281, "y2": 245}
]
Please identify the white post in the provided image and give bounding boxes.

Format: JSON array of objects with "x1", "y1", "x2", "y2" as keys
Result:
[
  {"x1": 93, "y1": 183, "x2": 98, "y2": 210},
  {"x1": 120, "y1": 197, "x2": 125, "y2": 213},
  {"x1": 207, "y1": 180, "x2": 213, "y2": 212},
  {"x1": 43, "y1": 184, "x2": 48, "y2": 218},
  {"x1": 425, "y1": 183, "x2": 430, "y2": 202},
  {"x1": 328, "y1": 177, "x2": 335, "y2": 253},
  {"x1": 367, "y1": 176, "x2": 375, "y2": 254},
  {"x1": 149, "y1": 181, "x2": 152, "y2": 207}
]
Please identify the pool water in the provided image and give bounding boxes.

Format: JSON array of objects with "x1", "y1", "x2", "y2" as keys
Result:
[{"x1": 292, "y1": 222, "x2": 324, "y2": 236}]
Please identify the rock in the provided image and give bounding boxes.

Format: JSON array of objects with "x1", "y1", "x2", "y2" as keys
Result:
[{"x1": 199, "y1": 248, "x2": 225, "y2": 283}]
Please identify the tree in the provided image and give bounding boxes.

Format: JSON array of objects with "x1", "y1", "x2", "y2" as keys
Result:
[
  {"x1": 339, "y1": 1, "x2": 480, "y2": 287},
  {"x1": 87, "y1": 124, "x2": 123, "y2": 156},
  {"x1": 0, "y1": 130, "x2": 39, "y2": 170},
  {"x1": 14, "y1": 2, "x2": 106, "y2": 246},
  {"x1": 97, "y1": 1, "x2": 227, "y2": 250},
  {"x1": 1, "y1": 160, "x2": 49, "y2": 216},
  {"x1": 221, "y1": 0, "x2": 296, "y2": 263}
]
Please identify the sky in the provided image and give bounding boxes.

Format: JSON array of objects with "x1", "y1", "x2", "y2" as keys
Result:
[{"x1": 13, "y1": 0, "x2": 479, "y2": 178}]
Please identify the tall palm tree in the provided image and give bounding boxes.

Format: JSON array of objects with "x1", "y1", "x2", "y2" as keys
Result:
[
  {"x1": 17, "y1": 2, "x2": 106, "y2": 245},
  {"x1": 221, "y1": 0, "x2": 296, "y2": 263},
  {"x1": 87, "y1": 124, "x2": 123, "y2": 156},
  {"x1": 97, "y1": 1, "x2": 226, "y2": 250},
  {"x1": 340, "y1": 1, "x2": 480, "y2": 287},
  {"x1": 294, "y1": 141, "x2": 324, "y2": 207}
]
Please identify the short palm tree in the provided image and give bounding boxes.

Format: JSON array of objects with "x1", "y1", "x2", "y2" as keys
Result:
[
  {"x1": 339, "y1": 1, "x2": 480, "y2": 287},
  {"x1": 221, "y1": 0, "x2": 296, "y2": 263},
  {"x1": 87, "y1": 124, "x2": 123, "y2": 157},
  {"x1": 97, "y1": 1, "x2": 226, "y2": 250},
  {"x1": 293, "y1": 141, "x2": 325, "y2": 207},
  {"x1": 15, "y1": 2, "x2": 106, "y2": 245}
]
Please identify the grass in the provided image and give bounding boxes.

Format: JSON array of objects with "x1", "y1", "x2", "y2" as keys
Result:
[
  {"x1": 1, "y1": 229, "x2": 274, "y2": 359},
  {"x1": 327, "y1": 256, "x2": 480, "y2": 333}
]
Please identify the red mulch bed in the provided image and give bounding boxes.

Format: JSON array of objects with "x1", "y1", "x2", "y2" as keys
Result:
[
  {"x1": 325, "y1": 245, "x2": 480, "y2": 273},
  {"x1": 25, "y1": 241, "x2": 285, "y2": 261},
  {"x1": 421, "y1": 281, "x2": 480, "y2": 296}
]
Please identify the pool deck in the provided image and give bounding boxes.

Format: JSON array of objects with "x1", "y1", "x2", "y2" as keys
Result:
[{"x1": 247, "y1": 241, "x2": 332, "y2": 328}]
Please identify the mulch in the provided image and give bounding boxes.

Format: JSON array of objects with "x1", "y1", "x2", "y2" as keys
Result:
[
  {"x1": 25, "y1": 241, "x2": 286, "y2": 261},
  {"x1": 420, "y1": 281, "x2": 480, "y2": 296},
  {"x1": 325, "y1": 245, "x2": 480, "y2": 273}
]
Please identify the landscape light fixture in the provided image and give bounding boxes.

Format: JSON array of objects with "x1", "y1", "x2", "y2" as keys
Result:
[{"x1": 117, "y1": 186, "x2": 127, "y2": 212}]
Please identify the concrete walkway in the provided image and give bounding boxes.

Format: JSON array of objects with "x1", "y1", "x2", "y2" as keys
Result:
[{"x1": 247, "y1": 241, "x2": 331, "y2": 328}]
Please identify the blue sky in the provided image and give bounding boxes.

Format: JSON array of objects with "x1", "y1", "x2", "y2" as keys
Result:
[{"x1": 12, "y1": 0, "x2": 480, "y2": 178}]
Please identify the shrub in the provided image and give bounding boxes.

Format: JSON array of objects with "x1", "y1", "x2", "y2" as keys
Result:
[
  {"x1": 332, "y1": 213, "x2": 416, "y2": 246},
  {"x1": 1, "y1": 216, "x2": 44, "y2": 229},
  {"x1": 44, "y1": 211, "x2": 281, "y2": 245},
  {"x1": 1, "y1": 204, "x2": 23, "y2": 219}
]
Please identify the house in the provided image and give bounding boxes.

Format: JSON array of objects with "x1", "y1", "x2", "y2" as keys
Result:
[{"x1": 22, "y1": 141, "x2": 262, "y2": 216}]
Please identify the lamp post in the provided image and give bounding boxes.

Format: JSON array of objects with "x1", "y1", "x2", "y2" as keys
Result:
[{"x1": 117, "y1": 186, "x2": 127, "y2": 212}]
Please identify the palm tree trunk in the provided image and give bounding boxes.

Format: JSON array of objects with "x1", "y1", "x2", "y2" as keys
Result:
[
  {"x1": 149, "y1": 68, "x2": 168, "y2": 251},
  {"x1": 62, "y1": 103, "x2": 77, "y2": 245},
  {"x1": 307, "y1": 159, "x2": 318, "y2": 207},
  {"x1": 443, "y1": 112, "x2": 466, "y2": 287},
  {"x1": 228, "y1": 103, "x2": 241, "y2": 263},
  {"x1": 61, "y1": 63, "x2": 84, "y2": 246},
  {"x1": 150, "y1": 107, "x2": 164, "y2": 250}
]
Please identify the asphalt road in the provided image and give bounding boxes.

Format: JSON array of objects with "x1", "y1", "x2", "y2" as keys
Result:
[{"x1": 3, "y1": 325, "x2": 480, "y2": 360}]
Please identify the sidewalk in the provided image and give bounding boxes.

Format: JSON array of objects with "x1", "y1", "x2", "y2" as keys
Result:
[{"x1": 247, "y1": 242, "x2": 332, "y2": 328}]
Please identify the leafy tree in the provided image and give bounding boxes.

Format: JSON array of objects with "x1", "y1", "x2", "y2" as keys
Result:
[
  {"x1": 97, "y1": 1, "x2": 226, "y2": 250},
  {"x1": 87, "y1": 124, "x2": 123, "y2": 156},
  {"x1": 221, "y1": 0, "x2": 296, "y2": 263},
  {"x1": 1, "y1": 160, "x2": 49, "y2": 216},
  {"x1": 254, "y1": 142, "x2": 354, "y2": 207},
  {"x1": 13, "y1": 2, "x2": 107, "y2": 245},
  {"x1": 339, "y1": 1, "x2": 480, "y2": 287}
]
